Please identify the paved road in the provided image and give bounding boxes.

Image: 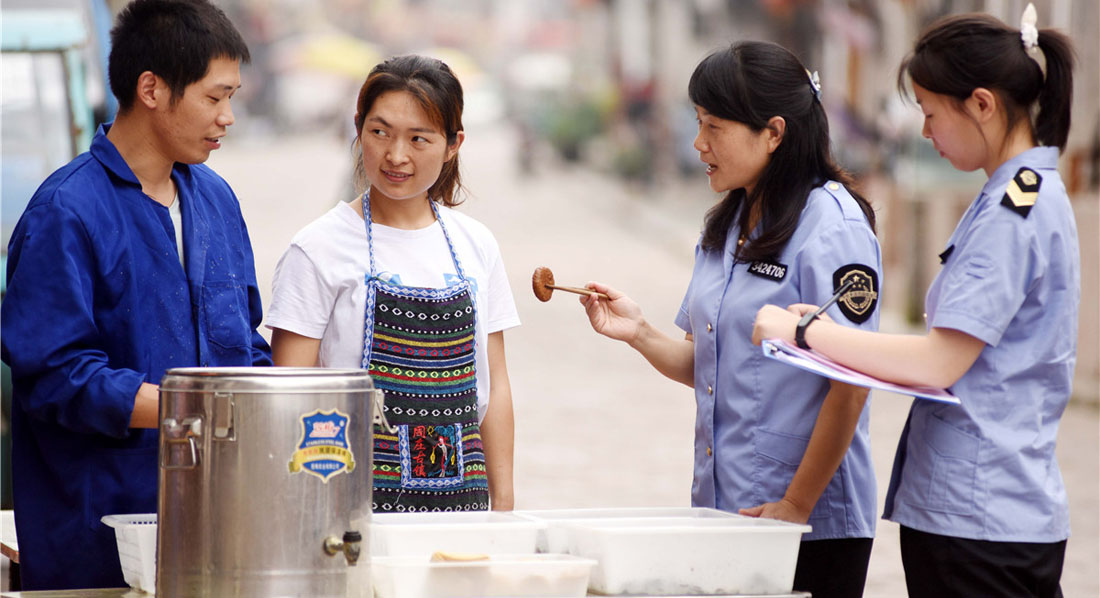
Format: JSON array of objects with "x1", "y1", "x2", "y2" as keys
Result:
[{"x1": 215, "y1": 123, "x2": 1098, "y2": 597}]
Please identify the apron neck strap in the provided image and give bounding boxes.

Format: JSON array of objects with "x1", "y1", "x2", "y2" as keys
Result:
[{"x1": 361, "y1": 191, "x2": 468, "y2": 281}]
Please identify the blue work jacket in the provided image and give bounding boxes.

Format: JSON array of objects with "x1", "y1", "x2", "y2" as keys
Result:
[
  {"x1": 1, "y1": 125, "x2": 271, "y2": 589},
  {"x1": 675, "y1": 182, "x2": 880, "y2": 540},
  {"x1": 883, "y1": 147, "x2": 1077, "y2": 542}
]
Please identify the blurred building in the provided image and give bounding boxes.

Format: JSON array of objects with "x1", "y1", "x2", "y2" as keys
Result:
[
  {"x1": 507, "y1": 0, "x2": 1098, "y2": 401},
  {"x1": 545, "y1": 0, "x2": 1100, "y2": 403}
]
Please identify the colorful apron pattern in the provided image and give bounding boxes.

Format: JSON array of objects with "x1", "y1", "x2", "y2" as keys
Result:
[{"x1": 361, "y1": 195, "x2": 489, "y2": 512}]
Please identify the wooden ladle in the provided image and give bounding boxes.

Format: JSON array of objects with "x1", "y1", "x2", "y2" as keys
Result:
[{"x1": 532, "y1": 266, "x2": 609, "y2": 302}]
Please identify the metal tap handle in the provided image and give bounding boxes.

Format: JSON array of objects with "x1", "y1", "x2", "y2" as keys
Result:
[
  {"x1": 342, "y1": 531, "x2": 362, "y2": 564},
  {"x1": 372, "y1": 390, "x2": 396, "y2": 433}
]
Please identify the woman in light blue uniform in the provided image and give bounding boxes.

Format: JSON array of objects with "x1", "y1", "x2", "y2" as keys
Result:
[
  {"x1": 580, "y1": 42, "x2": 880, "y2": 598},
  {"x1": 754, "y1": 8, "x2": 1077, "y2": 598}
]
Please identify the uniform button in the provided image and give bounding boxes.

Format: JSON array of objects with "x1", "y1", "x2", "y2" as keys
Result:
[
  {"x1": 923, "y1": 313, "x2": 928, "y2": 320},
  {"x1": 828, "y1": 182, "x2": 840, "y2": 191},
  {"x1": 706, "y1": 323, "x2": 713, "y2": 332},
  {"x1": 707, "y1": 385, "x2": 713, "y2": 395},
  {"x1": 707, "y1": 447, "x2": 713, "y2": 456}
]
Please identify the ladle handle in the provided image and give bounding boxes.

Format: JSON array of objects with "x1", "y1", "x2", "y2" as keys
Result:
[{"x1": 548, "y1": 285, "x2": 610, "y2": 300}]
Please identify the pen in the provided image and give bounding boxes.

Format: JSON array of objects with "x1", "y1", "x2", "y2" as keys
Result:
[{"x1": 795, "y1": 278, "x2": 855, "y2": 350}]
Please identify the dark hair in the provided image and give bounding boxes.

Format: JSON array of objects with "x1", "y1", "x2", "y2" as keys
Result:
[
  {"x1": 353, "y1": 55, "x2": 465, "y2": 207},
  {"x1": 689, "y1": 41, "x2": 875, "y2": 259},
  {"x1": 898, "y1": 13, "x2": 1075, "y2": 151},
  {"x1": 109, "y1": 0, "x2": 250, "y2": 112}
]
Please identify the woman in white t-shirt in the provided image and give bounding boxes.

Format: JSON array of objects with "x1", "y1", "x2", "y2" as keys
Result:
[{"x1": 267, "y1": 55, "x2": 520, "y2": 512}]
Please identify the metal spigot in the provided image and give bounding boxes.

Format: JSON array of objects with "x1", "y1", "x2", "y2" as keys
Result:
[{"x1": 323, "y1": 531, "x2": 362, "y2": 566}]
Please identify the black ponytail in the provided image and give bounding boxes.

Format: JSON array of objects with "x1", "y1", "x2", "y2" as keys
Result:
[
  {"x1": 899, "y1": 13, "x2": 1075, "y2": 152},
  {"x1": 689, "y1": 42, "x2": 874, "y2": 259},
  {"x1": 1035, "y1": 29, "x2": 1075, "y2": 150}
]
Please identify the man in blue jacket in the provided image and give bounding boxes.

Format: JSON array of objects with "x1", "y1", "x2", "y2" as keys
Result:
[{"x1": 0, "y1": 0, "x2": 270, "y2": 589}]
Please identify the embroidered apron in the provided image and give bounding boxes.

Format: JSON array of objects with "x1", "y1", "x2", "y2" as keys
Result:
[{"x1": 361, "y1": 195, "x2": 489, "y2": 512}]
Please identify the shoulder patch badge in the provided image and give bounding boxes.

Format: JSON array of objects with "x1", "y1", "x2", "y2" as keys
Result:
[
  {"x1": 832, "y1": 264, "x2": 879, "y2": 324},
  {"x1": 938, "y1": 244, "x2": 955, "y2": 265},
  {"x1": 748, "y1": 260, "x2": 788, "y2": 282},
  {"x1": 1001, "y1": 167, "x2": 1042, "y2": 218}
]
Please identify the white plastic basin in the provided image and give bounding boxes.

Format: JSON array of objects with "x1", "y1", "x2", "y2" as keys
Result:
[
  {"x1": 101, "y1": 513, "x2": 157, "y2": 593},
  {"x1": 370, "y1": 511, "x2": 543, "y2": 557},
  {"x1": 562, "y1": 515, "x2": 811, "y2": 595},
  {"x1": 515, "y1": 506, "x2": 738, "y2": 553},
  {"x1": 371, "y1": 553, "x2": 596, "y2": 598}
]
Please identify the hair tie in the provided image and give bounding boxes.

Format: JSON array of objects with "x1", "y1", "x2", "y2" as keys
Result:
[
  {"x1": 1020, "y1": 2, "x2": 1047, "y2": 79},
  {"x1": 806, "y1": 69, "x2": 822, "y2": 102}
]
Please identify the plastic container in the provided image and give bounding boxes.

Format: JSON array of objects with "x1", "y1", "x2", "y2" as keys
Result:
[
  {"x1": 371, "y1": 553, "x2": 596, "y2": 598},
  {"x1": 515, "y1": 506, "x2": 737, "y2": 553},
  {"x1": 370, "y1": 511, "x2": 543, "y2": 557},
  {"x1": 563, "y1": 516, "x2": 811, "y2": 595},
  {"x1": 101, "y1": 513, "x2": 157, "y2": 593}
]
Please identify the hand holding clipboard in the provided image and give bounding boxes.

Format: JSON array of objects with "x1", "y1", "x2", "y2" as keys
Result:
[{"x1": 758, "y1": 279, "x2": 958, "y2": 403}]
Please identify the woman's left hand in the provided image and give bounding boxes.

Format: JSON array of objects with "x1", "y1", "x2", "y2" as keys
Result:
[{"x1": 739, "y1": 498, "x2": 811, "y2": 524}]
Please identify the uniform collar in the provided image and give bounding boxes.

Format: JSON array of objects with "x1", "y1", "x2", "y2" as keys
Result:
[
  {"x1": 90, "y1": 123, "x2": 194, "y2": 191},
  {"x1": 981, "y1": 146, "x2": 1058, "y2": 196}
]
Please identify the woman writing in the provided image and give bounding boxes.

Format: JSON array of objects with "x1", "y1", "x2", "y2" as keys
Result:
[
  {"x1": 581, "y1": 41, "x2": 880, "y2": 597},
  {"x1": 753, "y1": 8, "x2": 1076, "y2": 597},
  {"x1": 268, "y1": 55, "x2": 519, "y2": 512}
]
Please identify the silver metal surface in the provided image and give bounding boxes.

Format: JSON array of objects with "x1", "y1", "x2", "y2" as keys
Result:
[{"x1": 156, "y1": 367, "x2": 378, "y2": 597}]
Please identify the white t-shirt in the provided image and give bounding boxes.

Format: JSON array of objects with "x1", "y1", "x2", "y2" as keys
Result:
[{"x1": 267, "y1": 201, "x2": 521, "y2": 421}]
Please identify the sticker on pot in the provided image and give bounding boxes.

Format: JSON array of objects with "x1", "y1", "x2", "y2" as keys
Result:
[{"x1": 289, "y1": 409, "x2": 355, "y2": 482}]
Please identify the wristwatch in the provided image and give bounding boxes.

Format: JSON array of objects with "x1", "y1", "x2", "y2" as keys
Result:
[
  {"x1": 795, "y1": 311, "x2": 818, "y2": 350},
  {"x1": 794, "y1": 278, "x2": 856, "y2": 350}
]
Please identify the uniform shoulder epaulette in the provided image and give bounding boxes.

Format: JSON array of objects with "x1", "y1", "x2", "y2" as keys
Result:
[{"x1": 1001, "y1": 167, "x2": 1042, "y2": 218}]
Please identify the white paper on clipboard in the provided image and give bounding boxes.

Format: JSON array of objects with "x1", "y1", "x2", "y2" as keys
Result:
[{"x1": 761, "y1": 338, "x2": 960, "y2": 404}]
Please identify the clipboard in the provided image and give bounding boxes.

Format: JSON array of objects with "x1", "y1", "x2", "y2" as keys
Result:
[{"x1": 761, "y1": 338, "x2": 960, "y2": 404}]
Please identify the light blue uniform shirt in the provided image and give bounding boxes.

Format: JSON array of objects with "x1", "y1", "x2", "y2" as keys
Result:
[
  {"x1": 675, "y1": 182, "x2": 880, "y2": 540},
  {"x1": 883, "y1": 147, "x2": 1078, "y2": 543}
]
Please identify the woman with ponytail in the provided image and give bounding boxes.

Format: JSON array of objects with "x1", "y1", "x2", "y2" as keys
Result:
[
  {"x1": 754, "y1": 6, "x2": 1077, "y2": 597},
  {"x1": 268, "y1": 55, "x2": 519, "y2": 513},
  {"x1": 580, "y1": 41, "x2": 881, "y2": 597}
]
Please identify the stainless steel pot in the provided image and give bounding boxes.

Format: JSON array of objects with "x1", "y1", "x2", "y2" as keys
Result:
[{"x1": 156, "y1": 367, "x2": 389, "y2": 597}]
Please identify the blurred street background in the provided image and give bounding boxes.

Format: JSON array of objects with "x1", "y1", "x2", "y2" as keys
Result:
[{"x1": 2, "y1": 0, "x2": 1098, "y2": 595}]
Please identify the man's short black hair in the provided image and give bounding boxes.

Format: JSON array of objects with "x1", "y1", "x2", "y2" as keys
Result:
[{"x1": 108, "y1": 0, "x2": 250, "y2": 112}]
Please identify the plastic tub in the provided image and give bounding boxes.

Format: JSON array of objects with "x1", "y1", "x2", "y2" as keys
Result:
[
  {"x1": 563, "y1": 516, "x2": 811, "y2": 595},
  {"x1": 370, "y1": 511, "x2": 543, "y2": 557},
  {"x1": 101, "y1": 513, "x2": 157, "y2": 593},
  {"x1": 371, "y1": 553, "x2": 596, "y2": 598},
  {"x1": 515, "y1": 506, "x2": 737, "y2": 553}
]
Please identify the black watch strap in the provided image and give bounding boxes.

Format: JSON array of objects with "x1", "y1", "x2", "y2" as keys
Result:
[{"x1": 795, "y1": 312, "x2": 818, "y2": 350}]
